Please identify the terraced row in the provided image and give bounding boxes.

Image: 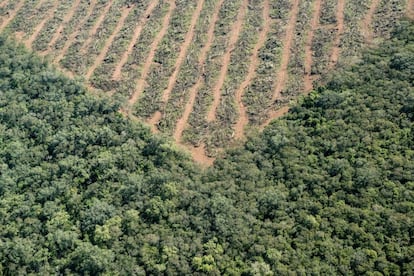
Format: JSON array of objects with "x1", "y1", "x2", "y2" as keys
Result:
[{"x1": 0, "y1": 0, "x2": 409, "y2": 160}]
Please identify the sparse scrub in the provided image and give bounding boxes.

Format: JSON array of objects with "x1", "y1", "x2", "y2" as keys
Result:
[{"x1": 31, "y1": 3, "x2": 72, "y2": 52}]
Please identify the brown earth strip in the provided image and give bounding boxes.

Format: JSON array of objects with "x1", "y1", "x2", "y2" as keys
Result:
[
  {"x1": 362, "y1": 0, "x2": 380, "y2": 44},
  {"x1": 46, "y1": 0, "x2": 82, "y2": 55},
  {"x1": 149, "y1": 0, "x2": 206, "y2": 129},
  {"x1": 0, "y1": 0, "x2": 24, "y2": 32},
  {"x1": 160, "y1": 0, "x2": 205, "y2": 104},
  {"x1": 260, "y1": 106, "x2": 290, "y2": 129},
  {"x1": 233, "y1": 0, "x2": 271, "y2": 140},
  {"x1": 128, "y1": 1, "x2": 176, "y2": 106},
  {"x1": 407, "y1": 0, "x2": 414, "y2": 19},
  {"x1": 173, "y1": 0, "x2": 225, "y2": 142},
  {"x1": 329, "y1": 0, "x2": 345, "y2": 68},
  {"x1": 304, "y1": 0, "x2": 321, "y2": 93},
  {"x1": 0, "y1": 1, "x2": 9, "y2": 9},
  {"x1": 206, "y1": 0, "x2": 248, "y2": 122},
  {"x1": 25, "y1": 2, "x2": 60, "y2": 49},
  {"x1": 80, "y1": 0, "x2": 114, "y2": 56},
  {"x1": 271, "y1": 0, "x2": 300, "y2": 101},
  {"x1": 54, "y1": 0, "x2": 97, "y2": 64},
  {"x1": 85, "y1": 5, "x2": 134, "y2": 80},
  {"x1": 112, "y1": 1, "x2": 159, "y2": 81}
]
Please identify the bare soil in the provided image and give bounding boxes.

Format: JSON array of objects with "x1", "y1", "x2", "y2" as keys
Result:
[
  {"x1": 54, "y1": 0, "x2": 97, "y2": 64},
  {"x1": 129, "y1": 0, "x2": 176, "y2": 106},
  {"x1": 85, "y1": 4, "x2": 134, "y2": 80},
  {"x1": 173, "y1": 0, "x2": 225, "y2": 142},
  {"x1": 0, "y1": 0, "x2": 24, "y2": 32},
  {"x1": 329, "y1": 0, "x2": 345, "y2": 68},
  {"x1": 112, "y1": 1, "x2": 159, "y2": 81},
  {"x1": 233, "y1": 0, "x2": 271, "y2": 140},
  {"x1": 206, "y1": 0, "x2": 248, "y2": 122},
  {"x1": 362, "y1": 0, "x2": 380, "y2": 44},
  {"x1": 304, "y1": 0, "x2": 321, "y2": 93},
  {"x1": 271, "y1": 0, "x2": 300, "y2": 101},
  {"x1": 46, "y1": 0, "x2": 82, "y2": 55}
]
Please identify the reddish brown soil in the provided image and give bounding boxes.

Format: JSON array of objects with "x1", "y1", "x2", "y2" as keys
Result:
[
  {"x1": 161, "y1": 0, "x2": 205, "y2": 104},
  {"x1": 206, "y1": 0, "x2": 248, "y2": 122},
  {"x1": 26, "y1": 2, "x2": 60, "y2": 49},
  {"x1": 112, "y1": 1, "x2": 159, "y2": 81},
  {"x1": 54, "y1": 0, "x2": 97, "y2": 64},
  {"x1": 260, "y1": 106, "x2": 290, "y2": 129},
  {"x1": 304, "y1": 0, "x2": 322, "y2": 93},
  {"x1": 149, "y1": 0, "x2": 206, "y2": 130},
  {"x1": 46, "y1": 0, "x2": 82, "y2": 55},
  {"x1": 85, "y1": 5, "x2": 134, "y2": 80},
  {"x1": 407, "y1": 0, "x2": 414, "y2": 19},
  {"x1": 0, "y1": 0, "x2": 24, "y2": 32},
  {"x1": 271, "y1": 0, "x2": 300, "y2": 101},
  {"x1": 329, "y1": 0, "x2": 345, "y2": 68},
  {"x1": 233, "y1": 0, "x2": 271, "y2": 140},
  {"x1": 173, "y1": 0, "x2": 225, "y2": 142},
  {"x1": 362, "y1": 0, "x2": 380, "y2": 44},
  {"x1": 128, "y1": 0, "x2": 176, "y2": 106},
  {"x1": 80, "y1": 0, "x2": 114, "y2": 56}
]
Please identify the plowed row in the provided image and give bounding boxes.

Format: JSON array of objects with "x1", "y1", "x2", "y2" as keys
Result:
[{"x1": 0, "y1": 0, "x2": 409, "y2": 163}]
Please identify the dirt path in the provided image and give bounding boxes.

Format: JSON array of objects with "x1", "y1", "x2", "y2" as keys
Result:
[
  {"x1": 304, "y1": 0, "x2": 321, "y2": 93},
  {"x1": 173, "y1": 0, "x2": 225, "y2": 142},
  {"x1": 26, "y1": 2, "x2": 60, "y2": 49},
  {"x1": 329, "y1": 0, "x2": 345, "y2": 68},
  {"x1": 46, "y1": 0, "x2": 81, "y2": 55},
  {"x1": 160, "y1": 0, "x2": 205, "y2": 104},
  {"x1": 233, "y1": 0, "x2": 271, "y2": 139},
  {"x1": 0, "y1": 1, "x2": 9, "y2": 9},
  {"x1": 85, "y1": 5, "x2": 134, "y2": 80},
  {"x1": 362, "y1": 0, "x2": 379, "y2": 44},
  {"x1": 271, "y1": 0, "x2": 300, "y2": 101},
  {"x1": 407, "y1": 0, "x2": 414, "y2": 19},
  {"x1": 0, "y1": 0, "x2": 24, "y2": 32},
  {"x1": 80, "y1": 0, "x2": 114, "y2": 56},
  {"x1": 148, "y1": 0, "x2": 206, "y2": 130},
  {"x1": 260, "y1": 106, "x2": 290, "y2": 129},
  {"x1": 128, "y1": 0, "x2": 176, "y2": 106},
  {"x1": 112, "y1": 1, "x2": 159, "y2": 81},
  {"x1": 206, "y1": 0, "x2": 248, "y2": 122},
  {"x1": 54, "y1": 0, "x2": 97, "y2": 64},
  {"x1": 187, "y1": 143, "x2": 214, "y2": 166}
]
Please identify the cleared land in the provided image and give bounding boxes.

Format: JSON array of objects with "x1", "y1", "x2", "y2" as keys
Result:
[{"x1": 0, "y1": 0, "x2": 409, "y2": 163}]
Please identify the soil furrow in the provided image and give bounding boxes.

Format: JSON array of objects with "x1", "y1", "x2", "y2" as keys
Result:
[
  {"x1": 160, "y1": 0, "x2": 205, "y2": 104},
  {"x1": 0, "y1": 1, "x2": 9, "y2": 9},
  {"x1": 129, "y1": 1, "x2": 176, "y2": 106},
  {"x1": 26, "y1": 2, "x2": 60, "y2": 49},
  {"x1": 407, "y1": 0, "x2": 414, "y2": 19},
  {"x1": 80, "y1": 0, "x2": 114, "y2": 56},
  {"x1": 304, "y1": 0, "x2": 322, "y2": 93},
  {"x1": 85, "y1": 5, "x2": 134, "y2": 80},
  {"x1": 206, "y1": 0, "x2": 248, "y2": 122},
  {"x1": 233, "y1": 0, "x2": 271, "y2": 139},
  {"x1": 149, "y1": 0, "x2": 206, "y2": 129},
  {"x1": 54, "y1": 0, "x2": 97, "y2": 64},
  {"x1": 112, "y1": 0, "x2": 159, "y2": 81},
  {"x1": 362, "y1": 0, "x2": 380, "y2": 43},
  {"x1": 174, "y1": 0, "x2": 225, "y2": 142},
  {"x1": 329, "y1": 0, "x2": 345, "y2": 68},
  {"x1": 0, "y1": 0, "x2": 24, "y2": 32},
  {"x1": 271, "y1": 0, "x2": 300, "y2": 101},
  {"x1": 46, "y1": 0, "x2": 81, "y2": 53}
]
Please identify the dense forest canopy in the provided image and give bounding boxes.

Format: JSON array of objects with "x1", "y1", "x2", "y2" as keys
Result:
[{"x1": 0, "y1": 20, "x2": 413, "y2": 274}]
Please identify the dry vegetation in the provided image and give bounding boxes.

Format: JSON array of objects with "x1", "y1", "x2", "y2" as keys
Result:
[{"x1": 0, "y1": 0, "x2": 410, "y2": 162}]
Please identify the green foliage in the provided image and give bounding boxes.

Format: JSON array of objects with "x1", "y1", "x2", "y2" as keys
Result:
[{"x1": 0, "y1": 20, "x2": 413, "y2": 274}]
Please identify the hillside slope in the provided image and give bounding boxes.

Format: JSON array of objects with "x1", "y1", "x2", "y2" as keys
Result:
[
  {"x1": 0, "y1": 0, "x2": 410, "y2": 157},
  {"x1": 0, "y1": 20, "x2": 413, "y2": 274}
]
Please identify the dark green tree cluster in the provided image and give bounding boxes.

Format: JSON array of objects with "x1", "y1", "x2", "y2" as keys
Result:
[{"x1": 0, "y1": 21, "x2": 413, "y2": 274}]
